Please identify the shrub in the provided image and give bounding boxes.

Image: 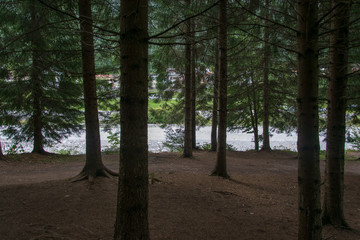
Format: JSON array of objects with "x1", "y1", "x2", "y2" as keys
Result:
[{"x1": 162, "y1": 126, "x2": 184, "y2": 152}]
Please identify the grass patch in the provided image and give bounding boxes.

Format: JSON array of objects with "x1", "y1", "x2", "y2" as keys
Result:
[
  {"x1": 149, "y1": 98, "x2": 178, "y2": 109},
  {"x1": 345, "y1": 150, "x2": 360, "y2": 161},
  {"x1": 319, "y1": 150, "x2": 360, "y2": 162}
]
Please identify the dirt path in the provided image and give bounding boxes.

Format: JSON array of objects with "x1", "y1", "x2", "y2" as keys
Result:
[{"x1": 0, "y1": 150, "x2": 359, "y2": 239}]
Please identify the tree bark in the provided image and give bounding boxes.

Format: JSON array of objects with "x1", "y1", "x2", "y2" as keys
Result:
[
  {"x1": 212, "y1": 0, "x2": 228, "y2": 178},
  {"x1": 211, "y1": 45, "x2": 219, "y2": 152},
  {"x1": 73, "y1": 0, "x2": 117, "y2": 183},
  {"x1": 31, "y1": 54, "x2": 45, "y2": 154},
  {"x1": 249, "y1": 75, "x2": 259, "y2": 151},
  {"x1": 183, "y1": 0, "x2": 193, "y2": 158},
  {"x1": 296, "y1": 0, "x2": 322, "y2": 239},
  {"x1": 30, "y1": 2, "x2": 45, "y2": 154},
  {"x1": 113, "y1": 0, "x2": 150, "y2": 239},
  {"x1": 322, "y1": 0, "x2": 350, "y2": 228},
  {"x1": 261, "y1": 0, "x2": 271, "y2": 151},
  {"x1": 191, "y1": 17, "x2": 196, "y2": 150}
]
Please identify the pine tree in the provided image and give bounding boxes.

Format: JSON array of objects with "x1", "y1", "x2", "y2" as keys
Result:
[
  {"x1": 184, "y1": 0, "x2": 193, "y2": 158},
  {"x1": 212, "y1": 0, "x2": 229, "y2": 178},
  {"x1": 296, "y1": 0, "x2": 322, "y2": 239},
  {"x1": 261, "y1": 0, "x2": 271, "y2": 151},
  {"x1": 114, "y1": 0, "x2": 150, "y2": 239},
  {"x1": 0, "y1": 1, "x2": 83, "y2": 153},
  {"x1": 190, "y1": 5, "x2": 197, "y2": 150},
  {"x1": 225, "y1": 0, "x2": 298, "y2": 150},
  {"x1": 322, "y1": 0, "x2": 351, "y2": 228},
  {"x1": 72, "y1": 0, "x2": 117, "y2": 183}
]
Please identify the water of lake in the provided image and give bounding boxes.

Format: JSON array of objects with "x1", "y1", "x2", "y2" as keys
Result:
[{"x1": 0, "y1": 124, "x2": 353, "y2": 154}]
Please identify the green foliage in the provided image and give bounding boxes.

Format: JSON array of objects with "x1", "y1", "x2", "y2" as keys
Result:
[
  {"x1": 56, "y1": 149, "x2": 71, "y2": 155},
  {"x1": 226, "y1": 144, "x2": 238, "y2": 152},
  {"x1": 0, "y1": 1, "x2": 84, "y2": 148},
  {"x1": 6, "y1": 144, "x2": 24, "y2": 155},
  {"x1": 199, "y1": 142, "x2": 212, "y2": 151},
  {"x1": 105, "y1": 130, "x2": 120, "y2": 152},
  {"x1": 148, "y1": 99, "x2": 182, "y2": 124},
  {"x1": 97, "y1": 78, "x2": 119, "y2": 111},
  {"x1": 55, "y1": 148, "x2": 80, "y2": 156},
  {"x1": 319, "y1": 150, "x2": 327, "y2": 161},
  {"x1": 96, "y1": 78, "x2": 120, "y2": 151},
  {"x1": 226, "y1": 0, "x2": 298, "y2": 140},
  {"x1": 199, "y1": 142, "x2": 237, "y2": 151},
  {"x1": 162, "y1": 126, "x2": 185, "y2": 152},
  {"x1": 347, "y1": 130, "x2": 360, "y2": 151},
  {"x1": 0, "y1": 0, "x2": 359, "y2": 155}
]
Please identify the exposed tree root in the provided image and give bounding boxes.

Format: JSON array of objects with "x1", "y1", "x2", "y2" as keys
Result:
[
  {"x1": 210, "y1": 170, "x2": 229, "y2": 179},
  {"x1": 260, "y1": 147, "x2": 272, "y2": 152},
  {"x1": 71, "y1": 167, "x2": 118, "y2": 184},
  {"x1": 31, "y1": 149, "x2": 54, "y2": 155},
  {"x1": 322, "y1": 214, "x2": 351, "y2": 230},
  {"x1": 182, "y1": 153, "x2": 193, "y2": 159}
]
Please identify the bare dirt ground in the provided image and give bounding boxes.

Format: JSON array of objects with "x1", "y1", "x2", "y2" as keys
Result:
[{"x1": 0, "y1": 150, "x2": 359, "y2": 240}]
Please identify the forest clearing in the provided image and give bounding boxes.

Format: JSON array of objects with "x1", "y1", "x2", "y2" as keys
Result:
[{"x1": 0, "y1": 150, "x2": 359, "y2": 240}]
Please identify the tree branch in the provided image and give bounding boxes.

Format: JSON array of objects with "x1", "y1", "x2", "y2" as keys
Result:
[
  {"x1": 37, "y1": 0, "x2": 120, "y2": 36},
  {"x1": 234, "y1": 0, "x2": 298, "y2": 34},
  {"x1": 148, "y1": 0, "x2": 220, "y2": 39}
]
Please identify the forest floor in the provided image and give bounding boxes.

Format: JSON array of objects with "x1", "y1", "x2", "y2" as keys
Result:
[{"x1": 0, "y1": 150, "x2": 359, "y2": 240}]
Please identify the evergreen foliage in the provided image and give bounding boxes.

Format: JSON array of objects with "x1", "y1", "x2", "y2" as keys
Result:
[
  {"x1": 0, "y1": 1, "x2": 83, "y2": 151},
  {"x1": 0, "y1": 0, "x2": 359, "y2": 238},
  {"x1": 0, "y1": 0, "x2": 359, "y2": 154}
]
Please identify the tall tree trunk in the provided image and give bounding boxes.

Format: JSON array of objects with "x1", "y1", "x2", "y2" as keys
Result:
[
  {"x1": 31, "y1": 56, "x2": 45, "y2": 154},
  {"x1": 249, "y1": 75, "x2": 259, "y2": 151},
  {"x1": 30, "y1": 2, "x2": 45, "y2": 154},
  {"x1": 191, "y1": 20, "x2": 196, "y2": 149},
  {"x1": 322, "y1": 0, "x2": 350, "y2": 228},
  {"x1": 183, "y1": 0, "x2": 193, "y2": 158},
  {"x1": 247, "y1": 87, "x2": 258, "y2": 150},
  {"x1": 262, "y1": 0, "x2": 271, "y2": 151},
  {"x1": 252, "y1": 81, "x2": 260, "y2": 151},
  {"x1": 73, "y1": 0, "x2": 116, "y2": 183},
  {"x1": 296, "y1": 0, "x2": 322, "y2": 239},
  {"x1": 114, "y1": 0, "x2": 149, "y2": 239},
  {"x1": 212, "y1": 0, "x2": 228, "y2": 178},
  {"x1": 211, "y1": 45, "x2": 219, "y2": 152}
]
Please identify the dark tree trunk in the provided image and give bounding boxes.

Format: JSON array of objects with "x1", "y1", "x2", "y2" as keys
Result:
[
  {"x1": 261, "y1": 0, "x2": 271, "y2": 151},
  {"x1": 183, "y1": 0, "x2": 193, "y2": 158},
  {"x1": 248, "y1": 75, "x2": 259, "y2": 151},
  {"x1": 113, "y1": 0, "x2": 149, "y2": 239},
  {"x1": 296, "y1": 0, "x2": 322, "y2": 239},
  {"x1": 211, "y1": 45, "x2": 219, "y2": 152},
  {"x1": 73, "y1": 0, "x2": 117, "y2": 183},
  {"x1": 252, "y1": 82, "x2": 260, "y2": 151},
  {"x1": 322, "y1": 0, "x2": 350, "y2": 228},
  {"x1": 247, "y1": 90, "x2": 258, "y2": 151},
  {"x1": 31, "y1": 57, "x2": 45, "y2": 154},
  {"x1": 30, "y1": 2, "x2": 45, "y2": 154},
  {"x1": 191, "y1": 20, "x2": 196, "y2": 149},
  {"x1": 212, "y1": 0, "x2": 228, "y2": 178}
]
